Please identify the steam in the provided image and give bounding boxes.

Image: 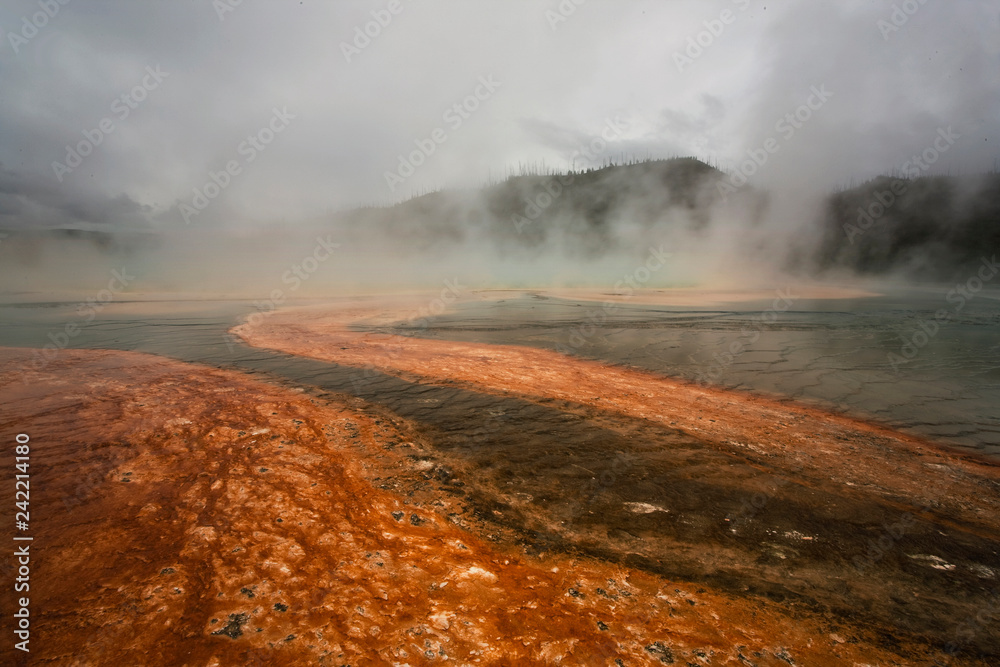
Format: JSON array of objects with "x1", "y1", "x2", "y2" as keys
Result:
[{"x1": 0, "y1": 1, "x2": 998, "y2": 296}]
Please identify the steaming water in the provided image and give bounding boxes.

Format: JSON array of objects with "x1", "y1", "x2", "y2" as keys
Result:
[
  {"x1": 3, "y1": 294, "x2": 1000, "y2": 651},
  {"x1": 1, "y1": 289, "x2": 998, "y2": 458},
  {"x1": 387, "y1": 289, "x2": 1000, "y2": 455}
]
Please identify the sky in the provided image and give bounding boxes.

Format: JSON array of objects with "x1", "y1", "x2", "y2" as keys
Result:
[{"x1": 0, "y1": 0, "x2": 998, "y2": 234}]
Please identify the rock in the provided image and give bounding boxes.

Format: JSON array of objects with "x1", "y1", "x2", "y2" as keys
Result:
[
  {"x1": 645, "y1": 641, "x2": 674, "y2": 664},
  {"x1": 211, "y1": 613, "x2": 249, "y2": 639},
  {"x1": 429, "y1": 611, "x2": 452, "y2": 630}
]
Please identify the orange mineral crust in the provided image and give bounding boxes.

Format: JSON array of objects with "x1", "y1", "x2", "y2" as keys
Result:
[
  {"x1": 228, "y1": 296, "x2": 1000, "y2": 662},
  {"x1": 0, "y1": 347, "x2": 953, "y2": 666},
  {"x1": 232, "y1": 297, "x2": 1000, "y2": 532}
]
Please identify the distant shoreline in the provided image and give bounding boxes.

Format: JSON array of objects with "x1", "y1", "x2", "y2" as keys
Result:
[{"x1": 532, "y1": 284, "x2": 881, "y2": 306}]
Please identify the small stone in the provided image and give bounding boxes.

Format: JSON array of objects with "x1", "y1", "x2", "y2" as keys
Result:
[
  {"x1": 646, "y1": 641, "x2": 674, "y2": 664},
  {"x1": 429, "y1": 612, "x2": 452, "y2": 630},
  {"x1": 211, "y1": 613, "x2": 249, "y2": 639}
]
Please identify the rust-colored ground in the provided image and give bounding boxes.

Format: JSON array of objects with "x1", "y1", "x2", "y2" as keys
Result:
[
  {"x1": 2, "y1": 347, "x2": 961, "y2": 666},
  {"x1": 224, "y1": 294, "x2": 1000, "y2": 664},
  {"x1": 232, "y1": 297, "x2": 1000, "y2": 533}
]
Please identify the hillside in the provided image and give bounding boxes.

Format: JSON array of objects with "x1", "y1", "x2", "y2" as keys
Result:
[
  {"x1": 337, "y1": 158, "x2": 999, "y2": 279},
  {"x1": 334, "y1": 158, "x2": 766, "y2": 257},
  {"x1": 815, "y1": 172, "x2": 1000, "y2": 279},
  {"x1": 2, "y1": 159, "x2": 997, "y2": 284}
]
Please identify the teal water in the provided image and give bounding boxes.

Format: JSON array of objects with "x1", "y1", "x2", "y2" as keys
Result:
[
  {"x1": 385, "y1": 288, "x2": 1000, "y2": 456},
  {"x1": 1, "y1": 287, "x2": 998, "y2": 458},
  {"x1": 2, "y1": 293, "x2": 999, "y2": 655}
]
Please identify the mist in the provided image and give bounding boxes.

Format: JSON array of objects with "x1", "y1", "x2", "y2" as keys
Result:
[{"x1": 1, "y1": 0, "x2": 998, "y2": 297}]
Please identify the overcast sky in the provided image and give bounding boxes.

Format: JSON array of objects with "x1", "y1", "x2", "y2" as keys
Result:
[{"x1": 1, "y1": 0, "x2": 998, "y2": 232}]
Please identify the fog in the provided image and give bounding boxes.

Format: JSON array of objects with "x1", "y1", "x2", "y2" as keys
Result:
[{"x1": 1, "y1": 0, "x2": 998, "y2": 297}]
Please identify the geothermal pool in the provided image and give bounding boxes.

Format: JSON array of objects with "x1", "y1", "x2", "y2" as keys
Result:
[
  {"x1": 2, "y1": 287, "x2": 999, "y2": 455},
  {"x1": 385, "y1": 289, "x2": 1000, "y2": 455},
  {"x1": 2, "y1": 289, "x2": 1000, "y2": 661}
]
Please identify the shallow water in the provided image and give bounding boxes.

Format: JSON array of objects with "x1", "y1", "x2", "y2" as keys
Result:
[
  {"x1": 2, "y1": 295, "x2": 1000, "y2": 654},
  {"x1": 1, "y1": 289, "x2": 998, "y2": 458},
  {"x1": 384, "y1": 289, "x2": 1000, "y2": 455}
]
